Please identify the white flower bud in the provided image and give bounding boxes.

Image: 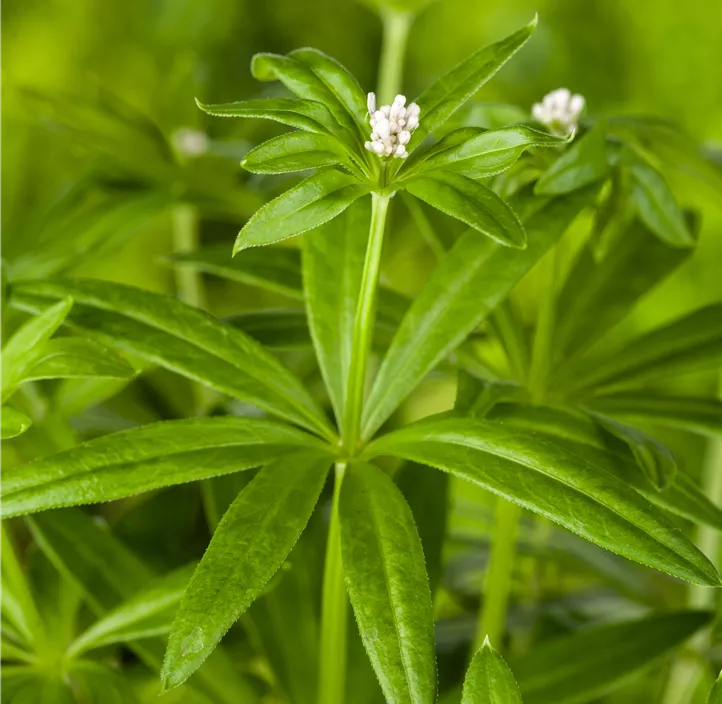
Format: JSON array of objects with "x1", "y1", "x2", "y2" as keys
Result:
[
  {"x1": 397, "y1": 130, "x2": 411, "y2": 145},
  {"x1": 367, "y1": 92, "x2": 376, "y2": 115},
  {"x1": 532, "y1": 88, "x2": 586, "y2": 136},
  {"x1": 365, "y1": 91, "x2": 421, "y2": 159}
]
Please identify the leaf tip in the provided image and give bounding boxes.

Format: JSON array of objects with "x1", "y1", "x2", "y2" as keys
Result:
[
  {"x1": 482, "y1": 634, "x2": 492, "y2": 648},
  {"x1": 528, "y1": 12, "x2": 539, "y2": 31}
]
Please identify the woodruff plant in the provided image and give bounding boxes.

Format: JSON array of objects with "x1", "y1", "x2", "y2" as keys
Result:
[{"x1": 4, "y1": 10, "x2": 722, "y2": 704}]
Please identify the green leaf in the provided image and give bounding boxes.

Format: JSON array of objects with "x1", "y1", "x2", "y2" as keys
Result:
[
  {"x1": 0, "y1": 670, "x2": 76, "y2": 704},
  {"x1": 303, "y1": 199, "x2": 370, "y2": 429},
  {"x1": 196, "y1": 97, "x2": 339, "y2": 135},
  {"x1": 414, "y1": 17, "x2": 537, "y2": 142},
  {"x1": 454, "y1": 372, "x2": 525, "y2": 418},
  {"x1": 511, "y1": 610, "x2": 711, "y2": 704},
  {"x1": 588, "y1": 392, "x2": 722, "y2": 437},
  {"x1": 242, "y1": 131, "x2": 349, "y2": 174},
  {"x1": 589, "y1": 413, "x2": 677, "y2": 490},
  {"x1": 162, "y1": 453, "x2": 331, "y2": 689},
  {"x1": 407, "y1": 125, "x2": 569, "y2": 180},
  {"x1": 66, "y1": 660, "x2": 140, "y2": 704},
  {"x1": 1, "y1": 297, "x2": 73, "y2": 397},
  {"x1": 340, "y1": 463, "x2": 436, "y2": 704},
  {"x1": 365, "y1": 416, "x2": 721, "y2": 585},
  {"x1": 709, "y1": 671, "x2": 722, "y2": 704},
  {"x1": 404, "y1": 171, "x2": 526, "y2": 248},
  {"x1": 553, "y1": 219, "x2": 692, "y2": 359},
  {"x1": 362, "y1": 185, "x2": 597, "y2": 440},
  {"x1": 535, "y1": 126, "x2": 610, "y2": 195},
  {"x1": 1, "y1": 416, "x2": 329, "y2": 518},
  {"x1": 627, "y1": 155, "x2": 695, "y2": 247},
  {"x1": 20, "y1": 337, "x2": 135, "y2": 383},
  {"x1": 562, "y1": 303, "x2": 722, "y2": 394},
  {"x1": 11, "y1": 278, "x2": 334, "y2": 439},
  {"x1": 235, "y1": 169, "x2": 369, "y2": 252},
  {"x1": 227, "y1": 310, "x2": 311, "y2": 349},
  {"x1": 167, "y1": 246, "x2": 304, "y2": 301},
  {"x1": 68, "y1": 564, "x2": 195, "y2": 656},
  {"x1": 462, "y1": 638, "x2": 522, "y2": 704},
  {"x1": 1, "y1": 406, "x2": 32, "y2": 439}
]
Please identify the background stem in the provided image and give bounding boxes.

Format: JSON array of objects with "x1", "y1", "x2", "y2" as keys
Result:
[{"x1": 377, "y1": 11, "x2": 412, "y2": 104}]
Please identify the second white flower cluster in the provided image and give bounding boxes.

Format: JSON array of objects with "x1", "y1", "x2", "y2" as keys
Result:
[{"x1": 365, "y1": 93, "x2": 420, "y2": 159}]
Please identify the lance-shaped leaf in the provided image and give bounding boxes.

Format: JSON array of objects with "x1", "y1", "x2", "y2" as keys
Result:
[
  {"x1": 19, "y1": 337, "x2": 134, "y2": 383},
  {"x1": 11, "y1": 278, "x2": 334, "y2": 440},
  {"x1": 68, "y1": 564, "x2": 195, "y2": 657},
  {"x1": 407, "y1": 125, "x2": 569, "y2": 180},
  {"x1": 362, "y1": 185, "x2": 597, "y2": 440},
  {"x1": 627, "y1": 154, "x2": 695, "y2": 247},
  {"x1": 562, "y1": 303, "x2": 722, "y2": 394},
  {"x1": 588, "y1": 392, "x2": 722, "y2": 437},
  {"x1": 242, "y1": 132, "x2": 349, "y2": 174},
  {"x1": 404, "y1": 172, "x2": 526, "y2": 248},
  {"x1": 589, "y1": 412, "x2": 676, "y2": 490},
  {"x1": 1, "y1": 297, "x2": 73, "y2": 396},
  {"x1": 553, "y1": 218, "x2": 692, "y2": 359},
  {"x1": 511, "y1": 610, "x2": 711, "y2": 704},
  {"x1": 235, "y1": 169, "x2": 369, "y2": 252},
  {"x1": 196, "y1": 97, "x2": 339, "y2": 135},
  {"x1": 710, "y1": 672, "x2": 722, "y2": 704},
  {"x1": 227, "y1": 310, "x2": 311, "y2": 349},
  {"x1": 1, "y1": 416, "x2": 330, "y2": 518},
  {"x1": 161, "y1": 453, "x2": 331, "y2": 690},
  {"x1": 1, "y1": 407, "x2": 32, "y2": 440},
  {"x1": 535, "y1": 126, "x2": 610, "y2": 195},
  {"x1": 484, "y1": 403, "x2": 722, "y2": 530},
  {"x1": 365, "y1": 417, "x2": 721, "y2": 585},
  {"x1": 340, "y1": 463, "x2": 437, "y2": 704},
  {"x1": 251, "y1": 52, "x2": 358, "y2": 133},
  {"x1": 413, "y1": 16, "x2": 537, "y2": 142},
  {"x1": 304, "y1": 199, "x2": 370, "y2": 429},
  {"x1": 462, "y1": 638, "x2": 522, "y2": 704}
]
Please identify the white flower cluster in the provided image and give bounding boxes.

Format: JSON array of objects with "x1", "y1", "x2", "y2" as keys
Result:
[
  {"x1": 364, "y1": 92, "x2": 420, "y2": 159},
  {"x1": 532, "y1": 88, "x2": 585, "y2": 136}
]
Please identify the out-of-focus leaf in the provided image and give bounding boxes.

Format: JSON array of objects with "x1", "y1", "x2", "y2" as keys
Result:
[
  {"x1": 589, "y1": 413, "x2": 676, "y2": 490},
  {"x1": 11, "y1": 278, "x2": 335, "y2": 439},
  {"x1": 365, "y1": 417, "x2": 721, "y2": 585},
  {"x1": 340, "y1": 463, "x2": 436, "y2": 704},
  {"x1": 1, "y1": 297, "x2": 73, "y2": 397},
  {"x1": 162, "y1": 453, "x2": 331, "y2": 690},
  {"x1": 462, "y1": 638, "x2": 522, "y2": 704},
  {"x1": 413, "y1": 17, "x2": 537, "y2": 142},
  {"x1": 1, "y1": 406, "x2": 32, "y2": 439},
  {"x1": 511, "y1": 611, "x2": 712, "y2": 704},
  {"x1": 709, "y1": 671, "x2": 722, "y2": 704},
  {"x1": 67, "y1": 661, "x2": 140, "y2": 704},
  {"x1": 362, "y1": 185, "x2": 597, "y2": 440},
  {"x1": 454, "y1": 371, "x2": 525, "y2": 418},
  {"x1": 588, "y1": 392, "x2": 722, "y2": 437},
  {"x1": 303, "y1": 199, "x2": 370, "y2": 428},
  {"x1": 1, "y1": 417, "x2": 330, "y2": 517},
  {"x1": 242, "y1": 132, "x2": 349, "y2": 174},
  {"x1": 68, "y1": 564, "x2": 195, "y2": 656},
  {"x1": 226, "y1": 310, "x2": 310, "y2": 349},
  {"x1": 536, "y1": 126, "x2": 609, "y2": 195},
  {"x1": 404, "y1": 171, "x2": 526, "y2": 248},
  {"x1": 0, "y1": 669, "x2": 75, "y2": 703},
  {"x1": 234, "y1": 170, "x2": 369, "y2": 252}
]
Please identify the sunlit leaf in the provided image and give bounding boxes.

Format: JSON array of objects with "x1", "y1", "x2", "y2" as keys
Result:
[
  {"x1": 1, "y1": 406, "x2": 32, "y2": 440},
  {"x1": 242, "y1": 132, "x2": 350, "y2": 174}
]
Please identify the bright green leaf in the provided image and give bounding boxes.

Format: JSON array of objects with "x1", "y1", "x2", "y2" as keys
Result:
[
  {"x1": 242, "y1": 131, "x2": 349, "y2": 174},
  {"x1": 340, "y1": 462, "x2": 436, "y2": 704},
  {"x1": 162, "y1": 453, "x2": 331, "y2": 689},
  {"x1": 404, "y1": 171, "x2": 526, "y2": 248},
  {"x1": 1, "y1": 406, "x2": 32, "y2": 440},
  {"x1": 462, "y1": 638, "x2": 522, "y2": 704}
]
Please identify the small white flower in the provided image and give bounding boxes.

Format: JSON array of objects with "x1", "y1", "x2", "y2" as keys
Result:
[
  {"x1": 364, "y1": 92, "x2": 420, "y2": 159},
  {"x1": 172, "y1": 128, "x2": 209, "y2": 157},
  {"x1": 532, "y1": 88, "x2": 585, "y2": 136}
]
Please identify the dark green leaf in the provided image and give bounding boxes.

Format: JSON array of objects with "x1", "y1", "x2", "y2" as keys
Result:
[
  {"x1": 535, "y1": 126, "x2": 610, "y2": 195},
  {"x1": 365, "y1": 417, "x2": 721, "y2": 585},
  {"x1": 303, "y1": 199, "x2": 370, "y2": 428},
  {"x1": 226, "y1": 310, "x2": 311, "y2": 349},
  {"x1": 362, "y1": 185, "x2": 597, "y2": 439},
  {"x1": 1, "y1": 406, "x2": 32, "y2": 440},
  {"x1": 511, "y1": 611, "x2": 711, "y2": 704},
  {"x1": 340, "y1": 463, "x2": 436, "y2": 704},
  {"x1": 242, "y1": 132, "x2": 349, "y2": 174},
  {"x1": 235, "y1": 170, "x2": 369, "y2": 252},
  {"x1": 1, "y1": 417, "x2": 330, "y2": 518},
  {"x1": 11, "y1": 278, "x2": 334, "y2": 439},
  {"x1": 462, "y1": 638, "x2": 522, "y2": 704},
  {"x1": 404, "y1": 171, "x2": 526, "y2": 248},
  {"x1": 162, "y1": 453, "x2": 331, "y2": 689},
  {"x1": 414, "y1": 17, "x2": 537, "y2": 141}
]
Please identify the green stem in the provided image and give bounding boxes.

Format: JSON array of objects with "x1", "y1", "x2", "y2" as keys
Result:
[
  {"x1": 172, "y1": 203, "x2": 204, "y2": 309},
  {"x1": 476, "y1": 499, "x2": 521, "y2": 650},
  {"x1": 342, "y1": 192, "x2": 391, "y2": 451},
  {"x1": 318, "y1": 463, "x2": 348, "y2": 704},
  {"x1": 377, "y1": 11, "x2": 413, "y2": 104}
]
